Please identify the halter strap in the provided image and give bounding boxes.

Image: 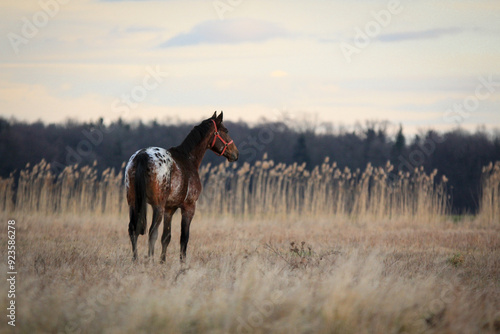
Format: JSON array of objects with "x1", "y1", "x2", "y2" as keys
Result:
[{"x1": 210, "y1": 119, "x2": 233, "y2": 156}]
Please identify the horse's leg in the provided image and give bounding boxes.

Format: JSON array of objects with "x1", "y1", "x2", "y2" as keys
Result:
[
  {"x1": 160, "y1": 208, "x2": 176, "y2": 263},
  {"x1": 128, "y1": 206, "x2": 139, "y2": 261},
  {"x1": 148, "y1": 206, "x2": 164, "y2": 259},
  {"x1": 180, "y1": 204, "x2": 195, "y2": 263}
]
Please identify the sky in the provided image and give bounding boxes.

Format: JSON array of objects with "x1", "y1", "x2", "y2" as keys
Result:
[{"x1": 1, "y1": 0, "x2": 500, "y2": 135}]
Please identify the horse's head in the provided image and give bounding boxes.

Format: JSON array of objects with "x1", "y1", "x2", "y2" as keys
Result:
[{"x1": 208, "y1": 111, "x2": 239, "y2": 162}]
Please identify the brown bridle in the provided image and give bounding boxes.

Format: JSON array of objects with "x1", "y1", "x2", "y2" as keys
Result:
[{"x1": 210, "y1": 119, "x2": 233, "y2": 156}]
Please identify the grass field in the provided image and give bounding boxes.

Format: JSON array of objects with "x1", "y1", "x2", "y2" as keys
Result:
[
  {"x1": 1, "y1": 160, "x2": 499, "y2": 333},
  {"x1": 1, "y1": 212, "x2": 499, "y2": 333}
]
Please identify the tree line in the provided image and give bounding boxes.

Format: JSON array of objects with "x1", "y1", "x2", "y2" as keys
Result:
[{"x1": 0, "y1": 116, "x2": 498, "y2": 214}]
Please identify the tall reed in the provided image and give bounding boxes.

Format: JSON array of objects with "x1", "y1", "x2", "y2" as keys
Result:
[
  {"x1": 198, "y1": 157, "x2": 450, "y2": 221},
  {"x1": 478, "y1": 161, "x2": 500, "y2": 224},
  {"x1": 0, "y1": 157, "x2": 454, "y2": 221},
  {"x1": 1, "y1": 160, "x2": 125, "y2": 216}
]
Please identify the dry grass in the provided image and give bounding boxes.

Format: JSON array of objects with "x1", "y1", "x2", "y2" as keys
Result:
[
  {"x1": 1, "y1": 159, "x2": 499, "y2": 333},
  {"x1": 1, "y1": 212, "x2": 499, "y2": 334}
]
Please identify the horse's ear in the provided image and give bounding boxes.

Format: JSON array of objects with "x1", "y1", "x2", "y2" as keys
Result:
[
  {"x1": 216, "y1": 111, "x2": 223, "y2": 124},
  {"x1": 212, "y1": 111, "x2": 217, "y2": 119}
]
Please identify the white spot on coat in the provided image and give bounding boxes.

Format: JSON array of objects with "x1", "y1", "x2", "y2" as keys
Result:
[{"x1": 125, "y1": 147, "x2": 173, "y2": 188}]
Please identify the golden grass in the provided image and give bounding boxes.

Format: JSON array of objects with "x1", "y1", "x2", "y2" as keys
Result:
[
  {"x1": 1, "y1": 213, "x2": 498, "y2": 333},
  {"x1": 1, "y1": 159, "x2": 498, "y2": 332}
]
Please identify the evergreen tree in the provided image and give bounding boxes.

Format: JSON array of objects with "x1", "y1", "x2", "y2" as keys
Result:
[
  {"x1": 390, "y1": 124, "x2": 406, "y2": 165},
  {"x1": 293, "y1": 134, "x2": 311, "y2": 167}
]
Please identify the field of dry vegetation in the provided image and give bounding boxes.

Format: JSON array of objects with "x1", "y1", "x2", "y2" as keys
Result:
[{"x1": 1, "y1": 159, "x2": 499, "y2": 333}]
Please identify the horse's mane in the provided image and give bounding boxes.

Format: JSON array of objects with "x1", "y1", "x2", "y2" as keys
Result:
[{"x1": 174, "y1": 119, "x2": 212, "y2": 155}]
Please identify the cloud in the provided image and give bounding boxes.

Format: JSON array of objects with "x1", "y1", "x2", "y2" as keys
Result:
[
  {"x1": 377, "y1": 27, "x2": 463, "y2": 42},
  {"x1": 161, "y1": 19, "x2": 289, "y2": 47},
  {"x1": 270, "y1": 70, "x2": 288, "y2": 78},
  {"x1": 125, "y1": 26, "x2": 164, "y2": 33}
]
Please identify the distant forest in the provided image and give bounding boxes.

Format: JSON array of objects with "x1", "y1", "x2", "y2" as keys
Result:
[{"x1": 1, "y1": 116, "x2": 499, "y2": 214}]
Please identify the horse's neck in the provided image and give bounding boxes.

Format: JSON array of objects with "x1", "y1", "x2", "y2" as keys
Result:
[
  {"x1": 188, "y1": 141, "x2": 209, "y2": 170},
  {"x1": 176, "y1": 127, "x2": 211, "y2": 170}
]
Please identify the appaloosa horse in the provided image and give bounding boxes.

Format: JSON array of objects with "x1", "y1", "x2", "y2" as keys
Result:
[{"x1": 125, "y1": 112, "x2": 239, "y2": 262}]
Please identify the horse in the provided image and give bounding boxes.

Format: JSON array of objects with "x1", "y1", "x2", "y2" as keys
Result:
[{"x1": 124, "y1": 112, "x2": 239, "y2": 262}]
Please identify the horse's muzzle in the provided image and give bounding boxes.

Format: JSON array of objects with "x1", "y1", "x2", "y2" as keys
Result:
[{"x1": 230, "y1": 152, "x2": 239, "y2": 162}]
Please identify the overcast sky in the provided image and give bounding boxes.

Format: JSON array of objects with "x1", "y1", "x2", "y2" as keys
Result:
[{"x1": 1, "y1": 0, "x2": 499, "y2": 134}]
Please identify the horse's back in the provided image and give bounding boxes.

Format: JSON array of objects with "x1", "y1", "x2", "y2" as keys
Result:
[{"x1": 125, "y1": 147, "x2": 175, "y2": 204}]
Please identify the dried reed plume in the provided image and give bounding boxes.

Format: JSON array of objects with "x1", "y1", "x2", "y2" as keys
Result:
[
  {"x1": 0, "y1": 157, "x2": 456, "y2": 222},
  {"x1": 1, "y1": 160, "x2": 125, "y2": 215},
  {"x1": 198, "y1": 157, "x2": 450, "y2": 222},
  {"x1": 478, "y1": 161, "x2": 500, "y2": 224}
]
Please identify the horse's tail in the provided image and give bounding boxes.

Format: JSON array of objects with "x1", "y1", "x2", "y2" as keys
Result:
[{"x1": 133, "y1": 153, "x2": 149, "y2": 235}]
